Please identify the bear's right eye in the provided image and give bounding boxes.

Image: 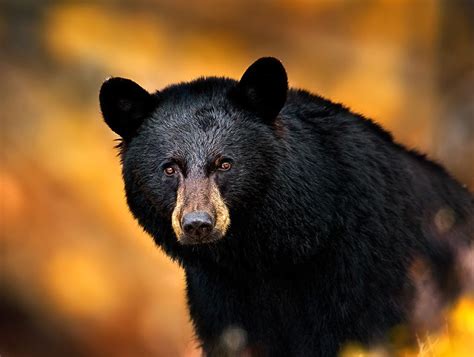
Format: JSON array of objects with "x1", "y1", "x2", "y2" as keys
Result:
[
  {"x1": 218, "y1": 161, "x2": 232, "y2": 171},
  {"x1": 164, "y1": 166, "x2": 176, "y2": 176}
]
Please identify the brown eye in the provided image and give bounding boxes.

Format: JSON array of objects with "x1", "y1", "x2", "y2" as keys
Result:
[
  {"x1": 164, "y1": 166, "x2": 176, "y2": 176},
  {"x1": 219, "y1": 161, "x2": 232, "y2": 171}
]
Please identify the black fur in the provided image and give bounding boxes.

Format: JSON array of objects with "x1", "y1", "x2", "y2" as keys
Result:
[
  {"x1": 100, "y1": 77, "x2": 157, "y2": 140},
  {"x1": 100, "y1": 58, "x2": 473, "y2": 356},
  {"x1": 232, "y1": 57, "x2": 288, "y2": 122}
]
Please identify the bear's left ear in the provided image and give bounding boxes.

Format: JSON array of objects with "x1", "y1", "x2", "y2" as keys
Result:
[
  {"x1": 233, "y1": 57, "x2": 288, "y2": 122},
  {"x1": 99, "y1": 77, "x2": 157, "y2": 140}
]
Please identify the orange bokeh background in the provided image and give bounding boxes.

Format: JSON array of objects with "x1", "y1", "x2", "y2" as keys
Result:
[{"x1": 1, "y1": 1, "x2": 473, "y2": 356}]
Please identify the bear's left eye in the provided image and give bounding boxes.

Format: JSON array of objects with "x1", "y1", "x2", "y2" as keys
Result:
[
  {"x1": 218, "y1": 161, "x2": 232, "y2": 171},
  {"x1": 164, "y1": 166, "x2": 176, "y2": 176}
]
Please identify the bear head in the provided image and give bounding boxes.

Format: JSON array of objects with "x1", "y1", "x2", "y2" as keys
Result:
[{"x1": 99, "y1": 57, "x2": 288, "y2": 248}]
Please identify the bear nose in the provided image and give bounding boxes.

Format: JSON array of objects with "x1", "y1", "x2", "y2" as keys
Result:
[{"x1": 181, "y1": 211, "x2": 215, "y2": 239}]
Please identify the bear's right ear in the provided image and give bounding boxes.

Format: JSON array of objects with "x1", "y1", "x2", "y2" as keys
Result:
[
  {"x1": 233, "y1": 57, "x2": 288, "y2": 122},
  {"x1": 99, "y1": 77, "x2": 156, "y2": 140}
]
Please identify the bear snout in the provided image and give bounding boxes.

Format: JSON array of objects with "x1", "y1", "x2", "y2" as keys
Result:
[{"x1": 171, "y1": 177, "x2": 231, "y2": 244}]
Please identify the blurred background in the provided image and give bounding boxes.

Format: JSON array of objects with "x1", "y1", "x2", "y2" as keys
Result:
[{"x1": 1, "y1": 0, "x2": 473, "y2": 356}]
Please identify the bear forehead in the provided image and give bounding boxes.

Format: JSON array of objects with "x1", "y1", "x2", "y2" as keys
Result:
[
  {"x1": 135, "y1": 77, "x2": 269, "y2": 154},
  {"x1": 140, "y1": 106, "x2": 249, "y2": 159},
  {"x1": 150, "y1": 103, "x2": 239, "y2": 134}
]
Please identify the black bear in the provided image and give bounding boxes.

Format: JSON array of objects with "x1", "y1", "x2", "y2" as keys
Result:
[{"x1": 99, "y1": 57, "x2": 473, "y2": 356}]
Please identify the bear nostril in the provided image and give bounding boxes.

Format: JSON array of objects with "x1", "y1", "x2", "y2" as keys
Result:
[{"x1": 181, "y1": 212, "x2": 215, "y2": 239}]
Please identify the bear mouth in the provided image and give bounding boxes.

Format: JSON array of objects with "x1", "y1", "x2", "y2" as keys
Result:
[{"x1": 177, "y1": 231, "x2": 225, "y2": 245}]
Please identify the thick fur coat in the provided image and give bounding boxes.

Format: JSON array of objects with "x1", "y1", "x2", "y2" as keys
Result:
[{"x1": 100, "y1": 57, "x2": 473, "y2": 356}]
